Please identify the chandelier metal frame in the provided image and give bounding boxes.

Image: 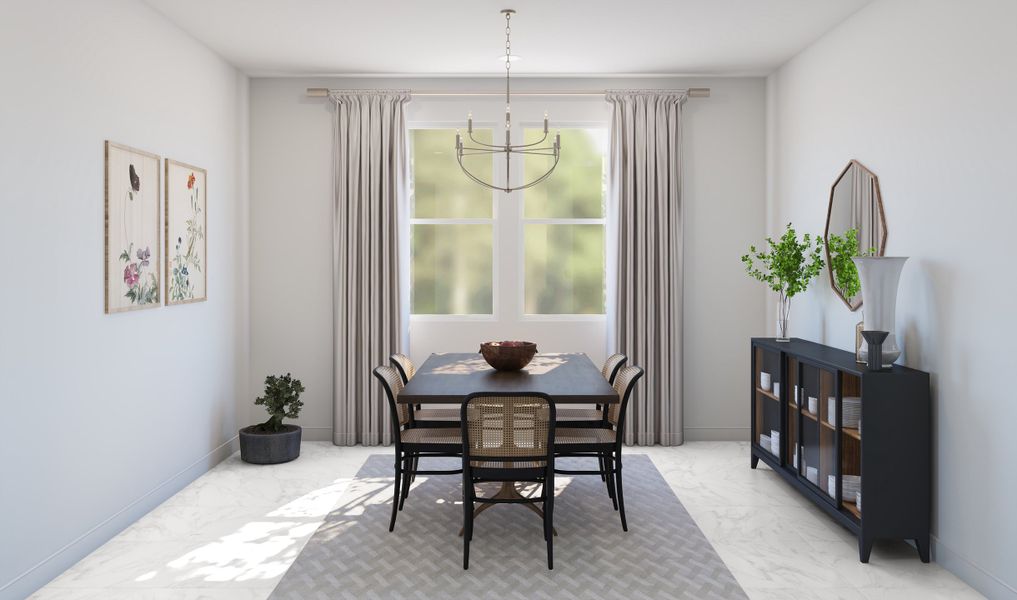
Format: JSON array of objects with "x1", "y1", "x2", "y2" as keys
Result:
[{"x1": 455, "y1": 9, "x2": 560, "y2": 194}]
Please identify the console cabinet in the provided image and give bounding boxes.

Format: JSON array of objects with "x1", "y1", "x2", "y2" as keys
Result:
[{"x1": 750, "y1": 337, "x2": 931, "y2": 562}]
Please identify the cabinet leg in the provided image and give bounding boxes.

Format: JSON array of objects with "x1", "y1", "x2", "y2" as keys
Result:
[
  {"x1": 915, "y1": 536, "x2": 931, "y2": 563},
  {"x1": 859, "y1": 535, "x2": 874, "y2": 563},
  {"x1": 750, "y1": 454, "x2": 759, "y2": 469}
]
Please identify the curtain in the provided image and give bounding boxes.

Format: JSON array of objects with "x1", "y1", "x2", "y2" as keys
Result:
[
  {"x1": 331, "y1": 90, "x2": 410, "y2": 446},
  {"x1": 606, "y1": 90, "x2": 686, "y2": 446}
]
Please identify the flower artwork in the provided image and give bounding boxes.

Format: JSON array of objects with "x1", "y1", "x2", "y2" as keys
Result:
[
  {"x1": 105, "y1": 142, "x2": 161, "y2": 313},
  {"x1": 119, "y1": 243, "x2": 158, "y2": 304},
  {"x1": 165, "y1": 160, "x2": 207, "y2": 304}
]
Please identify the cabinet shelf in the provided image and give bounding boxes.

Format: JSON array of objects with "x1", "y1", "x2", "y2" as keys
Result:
[
  {"x1": 818, "y1": 418, "x2": 862, "y2": 441},
  {"x1": 756, "y1": 387, "x2": 779, "y2": 401},
  {"x1": 842, "y1": 501, "x2": 862, "y2": 520}
]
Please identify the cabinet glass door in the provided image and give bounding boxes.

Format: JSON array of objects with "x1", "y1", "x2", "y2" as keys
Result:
[
  {"x1": 785, "y1": 357, "x2": 800, "y2": 472},
  {"x1": 840, "y1": 372, "x2": 863, "y2": 522},
  {"x1": 798, "y1": 361, "x2": 837, "y2": 504},
  {"x1": 752, "y1": 346, "x2": 782, "y2": 460}
]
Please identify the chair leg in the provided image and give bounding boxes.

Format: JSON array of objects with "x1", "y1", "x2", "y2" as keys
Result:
[
  {"x1": 615, "y1": 453, "x2": 628, "y2": 532},
  {"x1": 602, "y1": 452, "x2": 615, "y2": 498},
  {"x1": 389, "y1": 453, "x2": 403, "y2": 532},
  {"x1": 604, "y1": 454, "x2": 619, "y2": 511},
  {"x1": 541, "y1": 480, "x2": 550, "y2": 542},
  {"x1": 398, "y1": 455, "x2": 412, "y2": 511},
  {"x1": 463, "y1": 474, "x2": 473, "y2": 570},
  {"x1": 411, "y1": 455, "x2": 419, "y2": 482},
  {"x1": 544, "y1": 475, "x2": 554, "y2": 570}
]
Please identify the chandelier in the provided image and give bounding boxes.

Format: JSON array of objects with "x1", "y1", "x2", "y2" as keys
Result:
[{"x1": 455, "y1": 9, "x2": 560, "y2": 193}]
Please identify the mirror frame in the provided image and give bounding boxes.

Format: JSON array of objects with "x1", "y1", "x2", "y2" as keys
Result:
[{"x1": 824, "y1": 159, "x2": 888, "y2": 311}]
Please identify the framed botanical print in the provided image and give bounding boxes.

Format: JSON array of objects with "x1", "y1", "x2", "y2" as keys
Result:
[
  {"x1": 105, "y1": 141, "x2": 161, "y2": 313},
  {"x1": 165, "y1": 159, "x2": 207, "y2": 304}
]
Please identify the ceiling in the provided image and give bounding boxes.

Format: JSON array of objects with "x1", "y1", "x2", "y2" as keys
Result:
[{"x1": 143, "y1": 0, "x2": 872, "y2": 77}]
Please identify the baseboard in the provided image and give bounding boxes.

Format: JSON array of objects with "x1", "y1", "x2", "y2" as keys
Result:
[
  {"x1": 683, "y1": 427, "x2": 750, "y2": 442},
  {"x1": 0, "y1": 435, "x2": 239, "y2": 600},
  {"x1": 299, "y1": 426, "x2": 333, "y2": 442},
  {"x1": 932, "y1": 535, "x2": 1017, "y2": 600}
]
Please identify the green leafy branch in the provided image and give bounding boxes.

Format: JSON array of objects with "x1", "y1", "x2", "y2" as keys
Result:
[
  {"x1": 741, "y1": 223, "x2": 825, "y2": 304},
  {"x1": 826, "y1": 228, "x2": 877, "y2": 301}
]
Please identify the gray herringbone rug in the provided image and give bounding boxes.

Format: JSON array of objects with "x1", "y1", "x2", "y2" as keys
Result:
[{"x1": 270, "y1": 454, "x2": 747, "y2": 600}]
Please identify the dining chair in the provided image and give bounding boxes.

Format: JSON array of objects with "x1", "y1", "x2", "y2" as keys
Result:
[
  {"x1": 390, "y1": 353, "x2": 460, "y2": 428},
  {"x1": 373, "y1": 365, "x2": 463, "y2": 532},
  {"x1": 461, "y1": 392, "x2": 556, "y2": 570},
  {"x1": 554, "y1": 365, "x2": 644, "y2": 531},
  {"x1": 555, "y1": 353, "x2": 627, "y2": 427}
]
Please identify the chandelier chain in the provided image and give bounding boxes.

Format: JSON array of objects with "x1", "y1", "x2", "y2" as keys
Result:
[
  {"x1": 456, "y1": 9, "x2": 560, "y2": 194},
  {"x1": 505, "y1": 11, "x2": 511, "y2": 106}
]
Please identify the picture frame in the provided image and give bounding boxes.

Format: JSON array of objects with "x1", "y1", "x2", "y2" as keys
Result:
[
  {"x1": 105, "y1": 141, "x2": 162, "y2": 313},
  {"x1": 164, "y1": 159, "x2": 207, "y2": 304}
]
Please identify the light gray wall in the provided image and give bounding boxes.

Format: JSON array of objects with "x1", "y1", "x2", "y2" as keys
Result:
[
  {"x1": 248, "y1": 76, "x2": 766, "y2": 443},
  {"x1": 766, "y1": 0, "x2": 1017, "y2": 597},
  {"x1": 0, "y1": 1, "x2": 250, "y2": 597}
]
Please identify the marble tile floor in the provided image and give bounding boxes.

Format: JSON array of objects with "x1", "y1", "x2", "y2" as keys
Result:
[{"x1": 30, "y1": 442, "x2": 982, "y2": 600}]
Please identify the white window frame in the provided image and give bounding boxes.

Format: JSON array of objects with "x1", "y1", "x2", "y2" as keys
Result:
[
  {"x1": 408, "y1": 122, "x2": 499, "y2": 321},
  {"x1": 518, "y1": 121, "x2": 609, "y2": 322}
]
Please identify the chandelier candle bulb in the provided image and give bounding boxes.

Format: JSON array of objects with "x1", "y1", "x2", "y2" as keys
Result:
[{"x1": 467, "y1": 113, "x2": 472, "y2": 133}]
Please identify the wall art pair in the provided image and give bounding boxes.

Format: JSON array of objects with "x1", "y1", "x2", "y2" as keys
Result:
[{"x1": 104, "y1": 141, "x2": 207, "y2": 313}]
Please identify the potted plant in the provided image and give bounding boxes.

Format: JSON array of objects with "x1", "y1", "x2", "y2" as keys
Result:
[
  {"x1": 240, "y1": 373, "x2": 305, "y2": 464},
  {"x1": 741, "y1": 223, "x2": 825, "y2": 341}
]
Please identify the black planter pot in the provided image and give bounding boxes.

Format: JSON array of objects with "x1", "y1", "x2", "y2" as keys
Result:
[{"x1": 239, "y1": 424, "x2": 301, "y2": 464}]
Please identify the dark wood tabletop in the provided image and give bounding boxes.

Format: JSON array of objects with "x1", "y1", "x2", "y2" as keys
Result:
[{"x1": 399, "y1": 352, "x2": 617, "y2": 404}]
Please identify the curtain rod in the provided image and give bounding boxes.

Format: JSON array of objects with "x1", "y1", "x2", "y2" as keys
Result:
[{"x1": 306, "y1": 87, "x2": 710, "y2": 98}]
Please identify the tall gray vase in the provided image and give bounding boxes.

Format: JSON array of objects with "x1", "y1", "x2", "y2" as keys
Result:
[{"x1": 853, "y1": 256, "x2": 908, "y2": 367}]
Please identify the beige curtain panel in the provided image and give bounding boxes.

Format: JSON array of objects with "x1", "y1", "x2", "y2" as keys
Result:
[
  {"x1": 606, "y1": 90, "x2": 686, "y2": 446},
  {"x1": 331, "y1": 90, "x2": 410, "y2": 446}
]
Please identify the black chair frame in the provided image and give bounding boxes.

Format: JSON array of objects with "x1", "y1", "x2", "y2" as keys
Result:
[
  {"x1": 461, "y1": 392, "x2": 557, "y2": 570},
  {"x1": 555, "y1": 366, "x2": 644, "y2": 531},
  {"x1": 373, "y1": 366, "x2": 463, "y2": 533}
]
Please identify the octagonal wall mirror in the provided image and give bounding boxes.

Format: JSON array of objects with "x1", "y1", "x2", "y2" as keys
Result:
[{"x1": 824, "y1": 160, "x2": 887, "y2": 311}]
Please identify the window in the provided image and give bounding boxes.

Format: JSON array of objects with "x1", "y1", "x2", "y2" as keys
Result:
[
  {"x1": 522, "y1": 128, "x2": 607, "y2": 315},
  {"x1": 410, "y1": 128, "x2": 494, "y2": 315},
  {"x1": 409, "y1": 125, "x2": 607, "y2": 318}
]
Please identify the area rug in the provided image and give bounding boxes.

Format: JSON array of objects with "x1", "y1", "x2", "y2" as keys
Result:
[{"x1": 269, "y1": 454, "x2": 747, "y2": 599}]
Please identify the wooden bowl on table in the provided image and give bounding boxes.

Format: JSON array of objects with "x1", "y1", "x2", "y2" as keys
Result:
[{"x1": 479, "y1": 341, "x2": 538, "y2": 371}]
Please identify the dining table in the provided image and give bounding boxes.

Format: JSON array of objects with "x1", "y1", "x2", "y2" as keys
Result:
[
  {"x1": 399, "y1": 352, "x2": 618, "y2": 405},
  {"x1": 399, "y1": 352, "x2": 617, "y2": 534}
]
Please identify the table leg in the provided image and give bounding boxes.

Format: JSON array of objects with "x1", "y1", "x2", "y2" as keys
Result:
[{"x1": 458, "y1": 481, "x2": 557, "y2": 536}]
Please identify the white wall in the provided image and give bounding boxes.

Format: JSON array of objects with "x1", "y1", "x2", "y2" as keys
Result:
[
  {"x1": 0, "y1": 1, "x2": 249, "y2": 597},
  {"x1": 766, "y1": 0, "x2": 1017, "y2": 596},
  {"x1": 249, "y1": 76, "x2": 766, "y2": 443}
]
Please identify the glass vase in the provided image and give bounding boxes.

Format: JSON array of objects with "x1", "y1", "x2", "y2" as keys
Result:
[{"x1": 776, "y1": 295, "x2": 791, "y2": 342}]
